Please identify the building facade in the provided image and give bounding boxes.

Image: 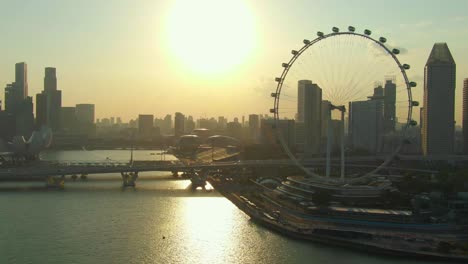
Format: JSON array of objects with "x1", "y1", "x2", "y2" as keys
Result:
[{"x1": 421, "y1": 43, "x2": 456, "y2": 156}]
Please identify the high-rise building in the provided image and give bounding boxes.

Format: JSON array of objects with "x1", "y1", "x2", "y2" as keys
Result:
[
  {"x1": 138, "y1": 114, "x2": 154, "y2": 139},
  {"x1": 298, "y1": 80, "x2": 322, "y2": 156},
  {"x1": 421, "y1": 43, "x2": 456, "y2": 156},
  {"x1": 60, "y1": 107, "x2": 77, "y2": 132},
  {"x1": 248, "y1": 114, "x2": 260, "y2": 142},
  {"x1": 3, "y1": 63, "x2": 34, "y2": 139},
  {"x1": 349, "y1": 99, "x2": 383, "y2": 153},
  {"x1": 174, "y1": 112, "x2": 185, "y2": 137},
  {"x1": 15, "y1": 62, "x2": 28, "y2": 99},
  {"x1": 384, "y1": 78, "x2": 396, "y2": 133},
  {"x1": 75, "y1": 104, "x2": 95, "y2": 124},
  {"x1": 463, "y1": 79, "x2": 468, "y2": 153},
  {"x1": 76, "y1": 104, "x2": 95, "y2": 137},
  {"x1": 36, "y1": 67, "x2": 62, "y2": 131},
  {"x1": 44, "y1": 67, "x2": 57, "y2": 92}
]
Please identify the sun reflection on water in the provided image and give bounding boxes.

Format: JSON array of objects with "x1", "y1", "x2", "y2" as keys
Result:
[{"x1": 181, "y1": 197, "x2": 237, "y2": 262}]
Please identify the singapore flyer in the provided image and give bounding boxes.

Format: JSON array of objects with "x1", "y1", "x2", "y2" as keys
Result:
[{"x1": 271, "y1": 26, "x2": 418, "y2": 184}]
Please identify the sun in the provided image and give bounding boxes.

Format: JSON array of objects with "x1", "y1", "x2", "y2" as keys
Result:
[{"x1": 166, "y1": 0, "x2": 256, "y2": 75}]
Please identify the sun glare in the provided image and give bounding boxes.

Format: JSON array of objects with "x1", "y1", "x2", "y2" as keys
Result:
[{"x1": 166, "y1": 0, "x2": 256, "y2": 75}]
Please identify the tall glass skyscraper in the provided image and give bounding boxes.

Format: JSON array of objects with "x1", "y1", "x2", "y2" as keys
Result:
[{"x1": 421, "y1": 43, "x2": 456, "y2": 156}]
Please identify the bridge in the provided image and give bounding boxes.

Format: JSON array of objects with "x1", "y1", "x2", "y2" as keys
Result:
[{"x1": 1, "y1": 153, "x2": 459, "y2": 189}]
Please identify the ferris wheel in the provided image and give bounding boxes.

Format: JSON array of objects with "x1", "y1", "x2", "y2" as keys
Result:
[{"x1": 270, "y1": 26, "x2": 419, "y2": 183}]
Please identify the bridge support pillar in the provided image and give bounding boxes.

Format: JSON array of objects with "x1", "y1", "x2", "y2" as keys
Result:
[
  {"x1": 190, "y1": 170, "x2": 207, "y2": 190},
  {"x1": 45, "y1": 176, "x2": 65, "y2": 189},
  {"x1": 121, "y1": 171, "x2": 138, "y2": 187}
]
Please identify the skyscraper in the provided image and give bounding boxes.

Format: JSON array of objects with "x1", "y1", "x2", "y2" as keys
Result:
[
  {"x1": 174, "y1": 112, "x2": 185, "y2": 137},
  {"x1": 44, "y1": 67, "x2": 57, "y2": 92},
  {"x1": 463, "y1": 78, "x2": 468, "y2": 153},
  {"x1": 36, "y1": 67, "x2": 62, "y2": 131},
  {"x1": 3, "y1": 62, "x2": 34, "y2": 139},
  {"x1": 248, "y1": 114, "x2": 260, "y2": 142},
  {"x1": 298, "y1": 80, "x2": 322, "y2": 156},
  {"x1": 76, "y1": 104, "x2": 95, "y2": 137},
  {"x1": 15, "y1": 62, "x2": 28, "y2": 99},
  {"x1": 138, "y1": 114, "x2": 154, "y2": 139},
  {"x1": 349, "y1": 86, "x2": 384, "y2": 154},
  {"x1": 421, "y1": 43, "x2": 456, "y2": 156}
]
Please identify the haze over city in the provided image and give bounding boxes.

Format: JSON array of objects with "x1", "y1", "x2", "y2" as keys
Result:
[
  {"x1": 3, "y1": 1, "x2": 468, "y2": 263},
  {"x1": 1, "y1": 0, "x2": 468, "y2": 122}
]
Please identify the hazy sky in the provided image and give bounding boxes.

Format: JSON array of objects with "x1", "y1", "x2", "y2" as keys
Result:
[{"x1": 1, "y1": 0, "x2": 467, "y2": 123}]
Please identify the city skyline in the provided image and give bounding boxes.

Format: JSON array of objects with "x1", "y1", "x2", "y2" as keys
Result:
[{"x1": 1, "y1": 0, "x2": 468, "y2": 123}]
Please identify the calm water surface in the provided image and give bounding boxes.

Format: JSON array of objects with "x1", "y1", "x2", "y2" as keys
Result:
[{"x1": 0, "y1": 150, "x2": 456, "y2": 263}]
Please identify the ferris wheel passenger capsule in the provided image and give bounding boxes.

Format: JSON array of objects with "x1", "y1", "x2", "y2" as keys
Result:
[
  {"x1": 364, "y1": 29, "x2": 372, "y2": 35},
  {"x1": 332, "y1": 27, "x2": 339, "y2": 33},
  {"x1": 348, "y1": 26, "x2": 355, "y2": 32},
  {"x1": 409, "y1": 81, "x2": 417, "y2": 87},
  {"x1": 403, "y1": 64, "x2": 410, "y2": 70},
  {"x1": 379, "y1": 37, "x2": 387, "y2": 43},
  {"x1": 412, "y1": 101, "x2": 420, "y2": 107},
  {"x1": 392, "y1": 49, "x2": 400, "y2": 54},
  {"x1": 275, "y1": 77, "x2": 282, "y2": 82},
  {"x1": 271, "y1": 93, "x2": 278, "y2": 98},
  {"x1": 303, "y1": 39, "x2": 311, "y2": 45},
  {"x1": 282, "y1": 63, "x2": 289, "y2": 68},
  {"x1": 269, "y1": 108, "x2": 276, "y2": 114},
  {"x1": 317, "y1": 31, "x2": 324, "y2": 37},
  {"x1": 409, "y1": 120, "x2": 418, "y2": 126},
  {"x1": 291, "y1": 50, "x2": 299, "y2": 55}
]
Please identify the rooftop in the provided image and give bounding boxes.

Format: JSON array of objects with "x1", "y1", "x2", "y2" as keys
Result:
[{"x1": 426, "y1": 43, "x2": 455, "y2": 65}]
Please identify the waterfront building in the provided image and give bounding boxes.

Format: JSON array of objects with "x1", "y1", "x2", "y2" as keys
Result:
[
  {"x1": 174, "y1": 112, "x2": 185, "y2": 137},
  {"x1": 464, "y1": 78, "x2": 468, "y2": 153},
  {"x1": 422, "y1": 43, "x2": 456, "y2": 156}
]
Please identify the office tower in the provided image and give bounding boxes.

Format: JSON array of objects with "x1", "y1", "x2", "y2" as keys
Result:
[
  {"x1": 298, "y1": 80, "x2": 322, "y2": 156},
  {"x1": 76, "y1": 104, "x2": 95, "y2": 137},
  {"x1": 248, "y1": 114, "x2": 260, "y2": 142},
  {"x1": 348, "y1": 85, "x2": 385, "y2": 153},
  {"x1": 463, "y1": 79, "x2": 468, "y2": 153},
  {"x1": 75, "y1": 104, "x2": 95, "y2": 124},
  {"x1": 60, "y1": 107, "x2": 77, "y2": 132},
  {"x1": 36, "y1": 67, "x2": 62, "y2": 131},
  {"x1": 3, "y1": 63, "x2": 34, "y2": 139},
  {"x1": 15, "y1": 62, "x2": 28, "y2": 98},
  {"x1": 384, "y1": 78, "x2": 396, "y2": 133},
  {"x1": 174, "y1": 112, "x2": 185, "y2": 137},
  {"x1": 138, "y1": 114, "x2": 154, "y2": 139},
  {"x1": 421, "y1": 43, "x2": 456, "y2": 155},
  {"x1": 349, "y1": 99, "x2": 383, "y2": 154},
  {"x1": 44, "y1": 67, "x2": 57, "y2": 92}
]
